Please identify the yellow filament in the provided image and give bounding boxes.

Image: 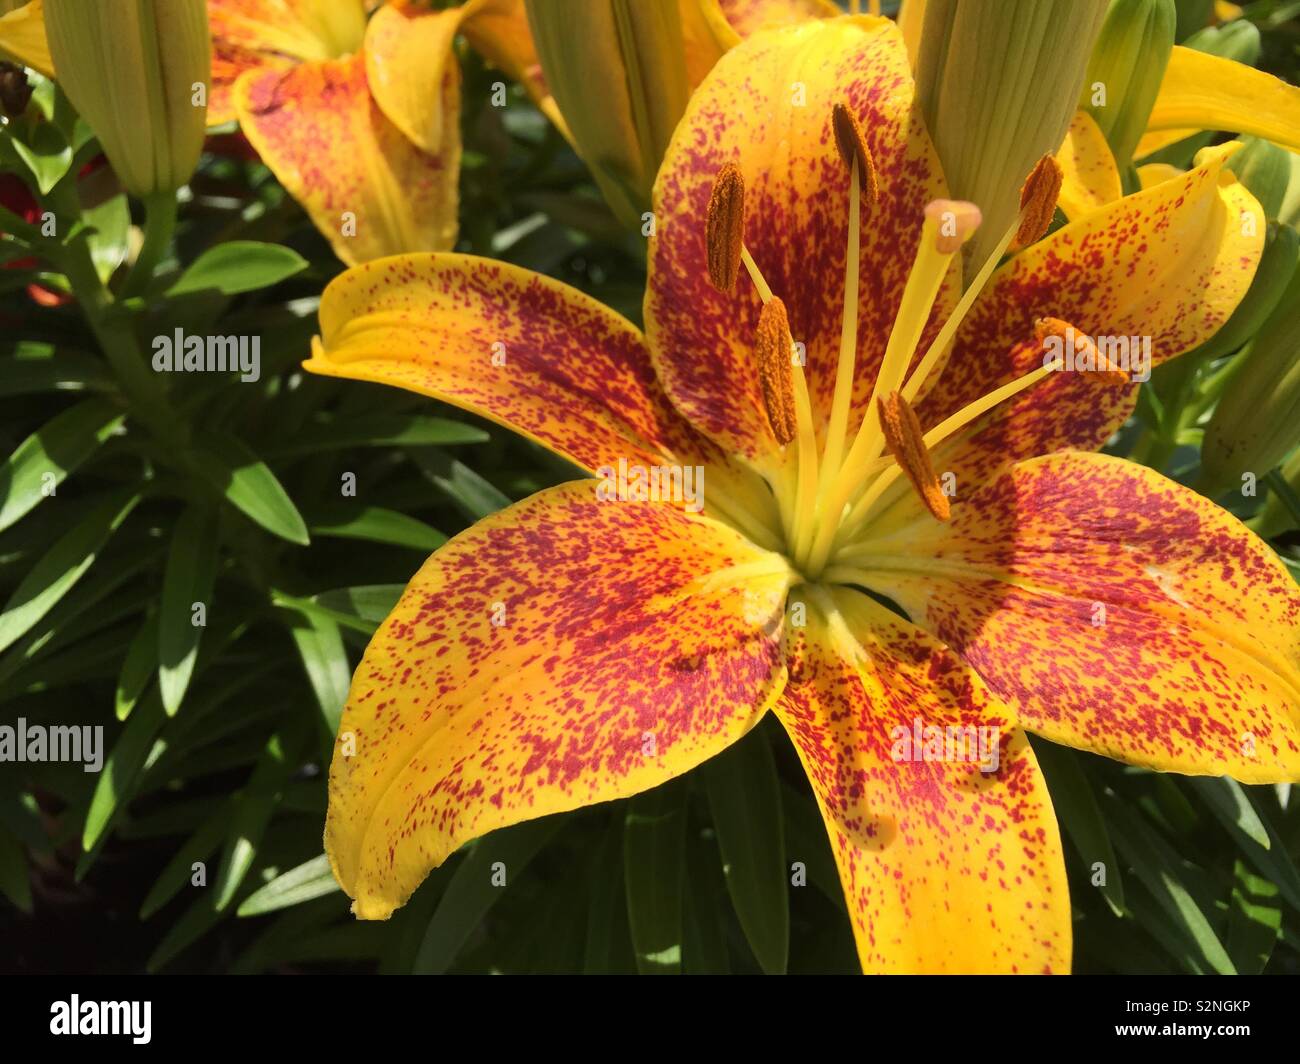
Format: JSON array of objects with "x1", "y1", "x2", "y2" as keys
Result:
[
  {"x1": 820, "y1": 157, "x2": 862, "y2": 497},
  {"x1": 741, "y1": 245, "x2": 773, "y2": 304}
]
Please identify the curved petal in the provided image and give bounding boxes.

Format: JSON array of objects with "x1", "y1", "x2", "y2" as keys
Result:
[
  {"x1": 305, "y1": 252, "x2": 727, "y2": 477},
  {"x1": 1055, "y1": 111, "x2": 1121, "y2": 221},
  {"x1": 860, "y1": 452, "x2": 1300, "y2": 783},
  {"x1": 711, "y1": 0, "x2": 840, "y2": 41},
  {"x1": 458, "y1": 0, "x2": 559, "y2": 127},
  {"x1": 326, "y1": 480, "x2": 792, "y2": 918},
  {"x1": 1149, "y1": 45, "x2": 1300, "y2": 152},
  {"x1": 0, "y1": 0, "x2": 53, "y2": 79},
  {"x1": 776, "y1": 589, "x2": 1070, "y2": 974},
  {"x1": 1138, "y1": 162, "x2": 1184, "y2": 189},
  {"x1": 208, "y1": 0, "x2": 368, "y2": 125},
  {"x1": 908, "y1": 142, "x2": 1263, "y2": 506},
  {"x1": 647, "y1": 16, "x2": 956, "y2": 461},
  {"x1": 363, "y1": 1, "x2": 462, "y2": 155},
  {"x1": 233, "y1": 52, "x2": 459, "y2": 265},
  {"x1": 1135, "y1": 126, "x2": 1198, "y2": 161}
]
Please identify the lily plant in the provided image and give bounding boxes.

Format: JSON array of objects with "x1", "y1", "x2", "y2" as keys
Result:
[{"x1": 303, "y1": 16, "x2": 1300, "y2": 972}]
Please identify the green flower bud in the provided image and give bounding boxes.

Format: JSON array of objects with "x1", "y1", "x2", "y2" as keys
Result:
[
  {"x1": 525, "y1": 0, "x2": 692, "y2": 229},
  {"x1": 44, "y1": 0, "x2": 210, "y2": 199},
  {"x1": 1082, "y1": 0, "x2": 1177, "y2": 169},
  {"x1": 1231, "y1": 137, "x2": 1293, "y2": 221},
  {"x1": 1201, "y1": 236, "x2": 1300, "y2": 496},
  {"x1": 914, "y1": 0, "x2": 1109, "y2": 269}
]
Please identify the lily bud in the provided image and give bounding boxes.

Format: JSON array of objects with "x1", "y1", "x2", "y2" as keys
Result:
[
  {"x1": 1230, "y1": 137, "x2": 1293, "y2": 220},
  {"x1": 43, "y1": 0, "x2": 210, "y2": 199},
  {"x1": 525, "y1": 0, "x2": 691, "y2": 228},
  {"x1": 1201, "y1": 244, "x2": 1300, "y2": 496},
  {"x1": 1081, "y1": 0, "x2": 1177, "y2": 169},
  {"x1": 914, "y1": 0, "x2": 1109, "y2": 269}
]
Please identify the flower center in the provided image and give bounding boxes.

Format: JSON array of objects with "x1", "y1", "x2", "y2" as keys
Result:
[{"x1": 705, "y1": 102, "x2": 1092, "y2": 585}]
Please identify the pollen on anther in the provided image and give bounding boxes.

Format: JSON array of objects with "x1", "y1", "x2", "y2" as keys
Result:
[
  {"x1": 756, "y1": 297, "x2": 797, "y2": 445},
  {"x1": 878, "y1": 391, "x2": 950, "y2": 521},
  {"x1": 1035, "y1": 317, "x2": 1130, "y2": 385},
  {"x1": 1014, "y1": 154, "x2": 1064, "y2": 250},
  {"x1": 706, "y1": 163, "x2": 745, "y2": 292},
  {"x1": 832, "y1": 103, "x2": 879, "y2": 204}
]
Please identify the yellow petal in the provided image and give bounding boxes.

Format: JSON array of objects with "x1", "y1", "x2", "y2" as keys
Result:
[
  {"x1": 1137, "y1": 161, "x2": 1183, "y2": 188},
  {"x1": 363, "y1": 1, "x2": 462, "y2": 155},
  {"x1": 776, "y1": 589, "x2": 1071, "y2": 973},
  {"x1": 1148, "y1": 45, "x2": 1300, "y2": 151},
  {"x1": 306, "y1": 252, "x2": 720, "y2": 477},
  {"x1": 1135, "y1": 126, "x2": 1198, "y2": 160},
  {"x1": 0, "y1": 0, "x2": 53, "y2": 79},
  {"x1": 326, "y1": 480, "x2": 791, "y2": 918},
  {"x1": 861, "y1": 452, "x2": 1300, "y2": 782},
  {"x1": 233, "y1": 53, "x2": 459, "y2": 265},
  {"x1": 1055, "y1": 110, "x2": 1122, "y2": 220}
]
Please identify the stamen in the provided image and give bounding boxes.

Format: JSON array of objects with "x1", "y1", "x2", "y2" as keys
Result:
[
  {"x1": 876, "y1": 392, "x2": 950, "y2": 521},
  {"x1": 1035, "y1": 317, "x2": 1131, "y2": 384},
  {"x1": 707, "y1": 163, "x2": 745, "y2": 292},
  {"x1": 1012, "y1": 154, "x2": 1063, "y2": 250},
  {"x1": 832, "y1": 103, "x2": 879, "y2": 205},
  {"x1": 756, "y1": 297, "x2": 797, "y2": 445}
]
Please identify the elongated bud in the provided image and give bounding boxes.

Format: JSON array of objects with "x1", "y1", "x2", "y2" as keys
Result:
[
  {"x1": 756, "y1": 297, "x2": 797, "y2": 445},
  {"x1": 706, "y1": 163, "x2": 745, "y2": 292},
  {"x1": 915, "y1": 0, "x2": 1108, "y2": 268},
  {"x1": 832, "y1": 103, "x2": 879, "y2": 204},
  {"x1": 1250, "y1": 447, "x2": 1300, "y2": 539},
  {"x1": 526, "y1": 0, "x2": 691, "y2": 228},
  {"x1": 1201, "y1": 245, "x2": 1300, "y2": 495},
  {"x1": 44, "y1": 0, "x2": 210, "y2": 199},
  {"x1": 1082, "y1": 0, "x2": 1177, "y2": 169},
  {"x1": 878, "y1": 392, "x2": 950, "y2": 521},
  {"x1": 1230, "y1": 137, "x2": 1293, "y2": 221},
  {"x1": 1013, "y1": 155, "x2": 1063, "y2": 250}
]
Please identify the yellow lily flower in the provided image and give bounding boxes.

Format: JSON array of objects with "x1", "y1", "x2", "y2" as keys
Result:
[
  {"x1": 305, "y1": 18, "x2": 1297, "y2": 973},
  {"x1": 0, "y1": 0, "x2": 550, "y2": 263},
  {"x1": 208, "y1": 0, "x2": 551, "y2": 265}
]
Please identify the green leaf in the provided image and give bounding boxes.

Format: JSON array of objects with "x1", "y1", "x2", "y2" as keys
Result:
[
  {"x1": 1189, "y1": 776, "x2": 1270, "y2": 849},
  {"x1": 0, "y1": 346, "x2": 112, "y2": 398},
  {"x1": 1102, "y1": 794, "x2": 1235, "y2": 974},
  {"x1": 412, "y1": 449, "x2": 511, "y2": 520},
  {"x1": 214, "y1": 733, "x2": 293, "y2": 911},
  {"x1": 166, "y1": 241, "x2": 307, "y2": 297},
  {"x1": 114, "y1": 612, "x2": 157, "y2": 721},
  {"x1": 138, "y1": 802, "x2": 232, "y2": 919},
  {"x1": 265, "y1": 414, "x2": 489, "y2": 455},
  {"x1": 1032, "y1": 739, "x2": 1126, "y2": 916},
  {"x1": 1199, "y1": 784, "x2": 1300, "y2": 914},
  {"x1": 414, "y1": 817, "x2": 562, "y2": 973},
  {"x1": 158, "y1": 507, "x2": 220, "y2": 716},
  {"x1": 583, "y1": 819, "x2": 634, "y2": 974},
  {"x1": 284, "y1": 610, "x2": 350, "y2": 737},
  {"x1": 10, "y1": 121, "x2": 72, "y2": 194},
  {"x1": 781, "y1": 782, "x2": 846, "y2": 912},
  {"x1": 314, "y1": 585, "x2": 404, "y2": 625},
  {"x1": 0, "y1": 823, "x2": 33, "y2": 914},
  {"x1": 701, "y1": 728, "x2": 788, "y2": 974},
  {"x1": 83, "y1": 688, "x2": 166, "y2": 851},
  {"x1": 624, "y1": 780, "x2": 687, "y2": 974},
  {"x1": 84, "y1": 193, "x2": 131, "y2": 284},
  {"x1": 192, "y1": 434, "x2": 309, "y2": 545},
  {"x1": 0, "y1": 398, "x2": 124, "y2": 532},
  {"x1": 1226, "y1": 859, "x2": 1281, "y2": 975},
  {"x1": 310, "y1": 505, "x2": 445, "y2": 552},
  {"x1": 238, "y1": 854, "x2": 341, "y2": 916},
  {"x1": 0, "y1": 489, "x2": 139, "y2": 656}
]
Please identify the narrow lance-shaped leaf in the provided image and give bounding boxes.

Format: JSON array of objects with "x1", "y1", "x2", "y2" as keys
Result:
[
  {"x1": 192, "y1": 434, "x2": 310, "y2": 545},
  {"x1": 0, "y1": 398, "x2": 124, "y2": 532},
  {"x1": 158, "y1": 507, "x2": 220, "y2": 716},
  {"x1": 701, "y1": 726, "x2": 788, "y2": 974},
  {"x1": 0, "y1": 489, "x2": 140, "y2": 656},
  {"x1": 624, "y1": 780, "x2": 687, "y2": 975}
]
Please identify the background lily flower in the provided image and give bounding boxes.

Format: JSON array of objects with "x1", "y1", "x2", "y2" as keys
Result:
[{"x1": 304, "y1": 16, "x2": 1298, "y2": 972}]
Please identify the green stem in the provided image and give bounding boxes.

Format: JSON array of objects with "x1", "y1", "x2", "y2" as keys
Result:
[{"x1": 120, "y1": 191, "x2": 178, "y2": 301}]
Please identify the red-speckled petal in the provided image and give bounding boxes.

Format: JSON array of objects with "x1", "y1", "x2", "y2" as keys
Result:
[
  {"x1": 233, "y1": 52, "x2": 459, "y2": 265},
  {"x1": 305, "y1": 252, "x2": 738, "y2": 480},
  {"x1": 363, "y1": 1, "x2": 463, "y2": 154},
  {"x1": 326, "y1": 480, "x2": 793, "y2": 918},
  {"x1": 861, "y1": 452, "x2": 1300, "y2": 782},
  {"x1": 908, "y1": 143, "x2": 1263, "y2": 503},
  {"x1": 714, "y1": 0, "x2": 839, "y2": 39},
  {"x1": 208, "y1": 0, "x2": 369, "y2": 125},
  {"x1": 776, "y1": 589, "x2": 1070, "y2": 974},
  {"x1": 646, "y1": 17, "x2": 956, "y2": 460}
]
